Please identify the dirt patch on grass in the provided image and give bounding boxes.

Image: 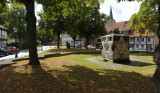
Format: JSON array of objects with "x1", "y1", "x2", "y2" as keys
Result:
[{"x1": 86, "y1": 58, "x2": 127, "y2": 69}]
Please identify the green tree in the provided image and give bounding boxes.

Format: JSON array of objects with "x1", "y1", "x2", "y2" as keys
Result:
[
  {"x1": 43, "y1": 14, "x2": 66, "y2": 48},
  {"x1": 41, "y1": 0, "x2": 101, "y2": 49},
  {"x1": 1, "y1": 2, "x2": 27, "y2": 50},
  {"x1": 10, "y1": 0, "x2": 40, "y2": 65},
  {"x1": 65, "y1": 15, "x2": 80, "y2": 48},
  {"x1": 0, "y1": 0, "x2": 7, "y2": 25},
  {"x1": 78, "y1": 7, "x2": 107, "y2": 48}
]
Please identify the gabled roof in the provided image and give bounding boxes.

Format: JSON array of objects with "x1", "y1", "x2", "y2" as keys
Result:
[
  {"x1": 0, "y1": 25, "x2": 8, "y2": 31},
  {"x1": 105, "y1": 21, "x2": 130, "y2": 32}
]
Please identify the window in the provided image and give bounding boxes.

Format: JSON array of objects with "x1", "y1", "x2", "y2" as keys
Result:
[
  {"x1": 141, "y1": 45, "x2": 144, "y2": 49},
  {"x1": 148, "y1": 38, "x2": 151, "y2": 41},
  {"x1": 137, "y1": 38, "x2": 139, "y2": 41},
  {"x1": 130, "y1": 38, "x2": 134, "y2": 42},
  {"x1": 130, "y1": 44, "x2": 134, "y2": 48},
  {"x1": 136, "y1": 45, "x2": 139, "y2": 48},
  {"x1": 142, "y1": 38, "x2": 144, "y2": 41}
]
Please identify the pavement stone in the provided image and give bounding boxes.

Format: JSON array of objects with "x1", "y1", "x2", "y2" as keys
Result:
[{"x1": 0, "y1": 59, "x2": 16, "y2": 68}]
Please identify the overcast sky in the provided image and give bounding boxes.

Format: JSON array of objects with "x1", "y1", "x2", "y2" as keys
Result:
[
  {"x1": 99, "y1": 0, "x2": 142, "y2": 22},
  {"x1": 35, "y1": 0, "x2": 142, "y2": 22}
]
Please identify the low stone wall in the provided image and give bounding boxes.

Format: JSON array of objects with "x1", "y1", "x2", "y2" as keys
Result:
[{"x1": 44, "y1": 53, "x2": 60, "y2": 58}]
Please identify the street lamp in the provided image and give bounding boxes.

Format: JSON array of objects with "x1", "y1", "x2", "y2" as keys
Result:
[{"x1": 14, "y1": 28, "x2": 18, "y2": 58}]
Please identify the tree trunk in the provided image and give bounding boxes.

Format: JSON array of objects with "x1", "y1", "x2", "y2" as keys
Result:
[
  {"x1": 25, "y1": 0, "x2": 40, "y2": 65},
  {"x1": 86, "y1": 38, "x2": 89, "y2": 49},
  {"x1": 153, "y1": 0, "x2": 160, "y2": 92},
  {"x1": 73, "y1": 36, "x2": 76, "y2": 48},
  {"x1": 57, "y1": 32, "x2": 60, "y2": 48}
]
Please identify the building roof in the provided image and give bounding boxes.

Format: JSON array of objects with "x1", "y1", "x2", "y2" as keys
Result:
[
  {"x1": 129, "y1": 30, "x2": 154, "y2": 37},
  {"x1": 0, "y1": 25, "x2": 8, "y2": 30},
  {"x1": 105, "y1": 21, "x2": 154, "y2": 37},
  {"x1": 105, "y1": 21, "x2": 130, "y2": 33}
]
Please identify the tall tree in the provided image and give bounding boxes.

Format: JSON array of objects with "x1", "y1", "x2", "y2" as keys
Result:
[
  {"x1": 65, "y1": 15, "x2": 80, "y2": 48},
  {"x1": 41, "y1": 0, "x2": 102, "y2": 48},
  {"x1": 118, "y1": 0, "x2": 160, "y2": 91},
  {"x1": 78, "y1": 7, "x2": 107, "y2": 48},
  {"x1": 13, "y1": 0, "x2": 40, "y2": 65}
]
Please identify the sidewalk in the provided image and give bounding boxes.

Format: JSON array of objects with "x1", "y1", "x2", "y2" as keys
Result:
[{"x1": 0, "y1": 46, "x2": 54, "y2": 68}]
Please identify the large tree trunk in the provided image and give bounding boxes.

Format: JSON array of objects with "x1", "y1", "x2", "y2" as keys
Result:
[
  {"x1": 25, "y1": 0, "x2": 40, "y2": 65},
  {"x1": 153, "y1": 1, "x2": 160, "y2": 92}
]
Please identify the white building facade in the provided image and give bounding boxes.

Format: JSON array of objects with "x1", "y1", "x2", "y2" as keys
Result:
[
  {"x1": 61, "y1": 34, "x2": 73, "y2": 46},
  {"x1": 130, "y1": 36, "x2": 155, "y2": 52}
]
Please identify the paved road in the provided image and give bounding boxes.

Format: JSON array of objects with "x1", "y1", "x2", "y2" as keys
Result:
[{"x1": 0, "y1": 46, "x2": 54, "y2": 61}]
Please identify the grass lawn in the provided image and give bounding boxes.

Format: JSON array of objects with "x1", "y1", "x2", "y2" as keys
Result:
[
  {"x1": 38, "y1": 47, "x2": 100, "y2": 55},
  {"x1": 0, "y1": 49, "x2": 157, "y2": 93}
]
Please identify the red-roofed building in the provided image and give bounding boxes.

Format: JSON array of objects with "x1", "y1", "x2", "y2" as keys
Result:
[
  {"x1": 105, "y1": 7, "x2": 157, "y2": 52},
  {"x1": 0, "y1": 25, "x2": 8, "y2": 48}
]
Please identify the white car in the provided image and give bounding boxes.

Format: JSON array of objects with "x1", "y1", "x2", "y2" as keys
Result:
[
  {"x1": 130, "y1": 48, "x2": 139, "y2": 52},
  {"x1": 87, "y1": 45, "x2": 96, "y2": 49}
]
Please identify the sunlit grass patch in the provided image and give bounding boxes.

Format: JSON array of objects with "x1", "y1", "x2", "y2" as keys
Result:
[{"x1": 38, "y1": 47, "x2": 100, "y2": 55}]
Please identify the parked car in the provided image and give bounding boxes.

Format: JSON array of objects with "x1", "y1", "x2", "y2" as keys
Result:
[
  {"x1": 0, "y1": 48, "x2": 8, "y2": 57},
  {"x1": 75, "y1": 45, "x2": 81, "y2": 48},
  {"x1": 129, "y1": 48, "x2": 139, "y2": 52},
  {"x1": 87, "y1": 45, "x2": 96, "y2": 49},
  {"x1": 5, "y1": 46, "x2": 19, "y2": 55}
]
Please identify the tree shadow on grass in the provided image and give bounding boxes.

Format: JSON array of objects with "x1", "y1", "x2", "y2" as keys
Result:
[
  {"x1": 56, "y1": 65, "x2": 156, "y2": 93},
  {"x1": 115, "y1": 60, "x2": 155, "y2": 67},
  {"x1": 0, "y1": 64, "x2": 157, "y2": 93},
  {"x1": 0, "y1": 64, "x2": 64, "y2": 92}
]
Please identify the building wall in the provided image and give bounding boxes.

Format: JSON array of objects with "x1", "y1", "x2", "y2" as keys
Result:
[
  {"x1": 61, "y1": 34, "x2": 73, "y2": 46},
  {"x1": 0, "y1": 28, "x2": 7, "y2": 48},
  {"x1": 129, "y1": 36, "x2": 155, "y2": 52}
]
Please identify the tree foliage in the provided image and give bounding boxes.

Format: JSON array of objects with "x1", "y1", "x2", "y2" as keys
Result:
[
  {"x1": 1, "y1": 2, "x2": 27, "y2": 42},
  {"x1": 78, "y1": 7, "x2": 107, "y2": 48},
  {"x1": 130, "y1": 0, "x2": 158, "y2": 35}
]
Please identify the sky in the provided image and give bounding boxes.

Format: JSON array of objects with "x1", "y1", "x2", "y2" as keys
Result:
[
  {"x1": 35, "y1": 0, "x2": 142, "y2": 22},
  {"x1": 99, "y1": 0, "x2": 142, "y2": 22},
  {"x1": 35, "y1": 4, "x2": 42, "y2": 20}
]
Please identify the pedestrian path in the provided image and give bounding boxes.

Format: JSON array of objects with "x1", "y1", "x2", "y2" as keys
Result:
[{"x1": 0, "y1": 46, "x2": 54, "y2": 67}]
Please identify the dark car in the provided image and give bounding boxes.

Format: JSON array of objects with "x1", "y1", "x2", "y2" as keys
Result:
[
  {"x1": 5, "y1": 46, "x2": 19, "y2": 55},
  {"x1": 0, "y1": 48, "x2": 8, "y2": 57}
]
